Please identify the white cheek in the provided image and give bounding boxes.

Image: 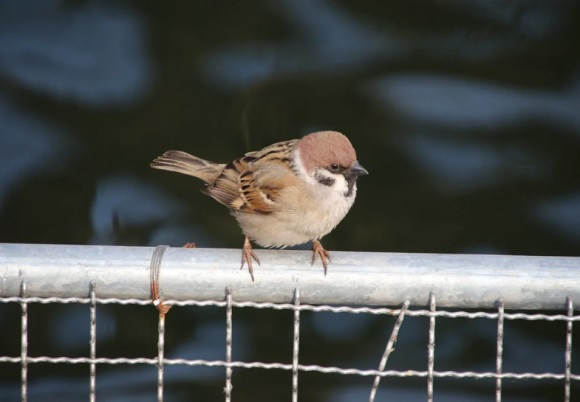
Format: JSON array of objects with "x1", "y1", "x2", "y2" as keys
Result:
[
  {"x1": 292, "y1": 149, "x2": 318, "y2": 185},
  {"x1": 313, "y1": 170, "x2": 353, "y2": 197},
  {"x1": 310, "y1": 171, "x2": 357, "y2": 230},
  {"x1": 292, "y1": 152, "x2": 343, "y2": 192},
  {"x1": 330, "y1": 173, "x2": 349, "y2": 194}
]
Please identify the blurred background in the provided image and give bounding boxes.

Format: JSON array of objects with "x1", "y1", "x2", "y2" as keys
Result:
[{"x1": 0, "y1": 0, "x2": 579, "y2": 401}]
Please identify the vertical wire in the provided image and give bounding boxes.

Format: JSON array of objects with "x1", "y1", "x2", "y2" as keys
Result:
[
  {"x1": 89, "y1": 282, "x2": 97, "y2": 402},
  {"x1": 369, "y1": 300, "x2": 410, "y2": 402},
  {"x1": 427, "y1": 293, "x2": 436, "y2": 402},
  {"x1": 496, "y1": 299, "x2": 505, "y2": 402},
  {"x1": 225, "y1": 286, "x2": 233, "y2": 402},
  {"x1": 157, "y1": 313, "x2": 166, "y2": 402},
  {"x1": 150, "y1": 245, "x2": 170, "y2": 402},
  {"x1": 564, "y1": 297, "x2": 573, "y2": 402},
  {"x1": 20, "y1": 280, "x2": 28, "y2": 402},
  {"x1": 292, "y1": 288, "x2": 300, "y2": 402}
]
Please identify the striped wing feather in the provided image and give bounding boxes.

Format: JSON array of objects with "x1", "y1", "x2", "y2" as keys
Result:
[{"x1": 206, "y1": 139, "x2": 298, "y2": 214}]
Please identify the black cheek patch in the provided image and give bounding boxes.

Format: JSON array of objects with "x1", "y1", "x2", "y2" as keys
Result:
[{"x1": 315, "y1": 173, "x2": 335, "y2": 187}]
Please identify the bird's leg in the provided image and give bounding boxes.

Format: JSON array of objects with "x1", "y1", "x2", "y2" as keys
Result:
[
  {"x1": 312, "y1": 239, "x2": 331, "y2": 275},
  {"x1": 241, "y1": 236, "x2": 260, "y2": 282}
]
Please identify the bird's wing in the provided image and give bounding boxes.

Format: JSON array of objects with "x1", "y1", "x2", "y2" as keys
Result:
[{"x1": 206, "y1": 139, "x2": 299, "y2": 214}]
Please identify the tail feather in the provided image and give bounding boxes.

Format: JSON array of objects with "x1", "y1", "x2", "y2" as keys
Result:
[{"x1": 151, "y1": 150, "x2": 224, "y2": 184}]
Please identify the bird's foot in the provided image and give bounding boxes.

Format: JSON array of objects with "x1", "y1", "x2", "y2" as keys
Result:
[
  {"x1": 241, "y1": 236, "x2": 260, "y2": 281},
  {"x1": 312, "y1": 239, "x2": 331, "y2": 275}
]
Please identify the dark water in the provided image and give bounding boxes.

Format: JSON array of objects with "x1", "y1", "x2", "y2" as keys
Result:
[{"x1": 0, "y1": 1, "x2": 579, "y2": 401}]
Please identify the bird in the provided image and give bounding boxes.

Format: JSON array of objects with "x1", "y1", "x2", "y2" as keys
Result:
[{"x1": 150, "y1": 130, "x2": 368, "y2": 281}]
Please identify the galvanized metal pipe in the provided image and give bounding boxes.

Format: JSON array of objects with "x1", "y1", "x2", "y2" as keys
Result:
[{"x1": 0, "y1": 243, "x2": 578, "y2": 310}]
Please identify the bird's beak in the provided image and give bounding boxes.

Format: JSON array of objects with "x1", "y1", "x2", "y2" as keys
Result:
[{"x1": 348, "y1": 161, "x2": 369, "y2": 177}]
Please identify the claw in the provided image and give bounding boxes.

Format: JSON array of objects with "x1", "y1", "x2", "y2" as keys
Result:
[
  {"x1": 241, "y1": 236, "x2": 260, "y2": 281},
  {"x1": 312, "y1": 239, "x2": 331, "y2": 276}
]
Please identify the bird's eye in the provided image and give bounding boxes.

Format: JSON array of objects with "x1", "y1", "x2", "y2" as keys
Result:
[{"x1": 327, "y1": 164, "x2": 342, "y2": 173}]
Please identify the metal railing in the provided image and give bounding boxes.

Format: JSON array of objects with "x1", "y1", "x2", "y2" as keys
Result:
[{"x1": 0, "y1": 243, "x2": 578, "y2": 401}]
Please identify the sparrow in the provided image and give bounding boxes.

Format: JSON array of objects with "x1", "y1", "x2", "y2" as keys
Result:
[{"x1": 150, "y1": 130, "x2": 368, "y2": 281}]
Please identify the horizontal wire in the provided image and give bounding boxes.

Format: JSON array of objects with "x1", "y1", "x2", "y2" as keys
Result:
[
  {"x1": 0, "y1": 356, "x2": 578, "y2": 381},
  {"x1": 1, "y1": 296, "x2": 578, "y2": 322}
]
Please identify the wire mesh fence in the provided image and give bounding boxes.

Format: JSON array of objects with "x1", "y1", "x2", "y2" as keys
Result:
[{"x1": 0, "y1": 243, "x2": 578, "y2": 401}]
